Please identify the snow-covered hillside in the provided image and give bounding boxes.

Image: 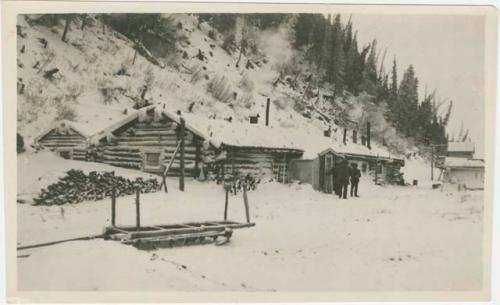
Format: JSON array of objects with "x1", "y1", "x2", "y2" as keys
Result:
[{"x1": 17, "y1": 14, "x2": 343, "y2": 147}]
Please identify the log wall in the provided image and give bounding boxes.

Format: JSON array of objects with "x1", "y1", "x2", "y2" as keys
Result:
[
  {"x1": 102, "y1": 120, "x2": 202, "y2": 177},
  {"x1": 37, "y1": 128, "x2": 88, "y2": 160},
  {"x1": 222, "y1": 147, "x2": 301, "y2": 181}
]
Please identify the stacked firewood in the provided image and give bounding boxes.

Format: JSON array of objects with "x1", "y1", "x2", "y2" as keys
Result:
[{"x1": 33, "y1": 170, "x2": 159, "y2": 205}]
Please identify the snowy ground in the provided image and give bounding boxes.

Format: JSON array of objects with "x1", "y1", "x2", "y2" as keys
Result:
[{"x1": 16, "y1": 153, "x2": 484, "y2": 291}]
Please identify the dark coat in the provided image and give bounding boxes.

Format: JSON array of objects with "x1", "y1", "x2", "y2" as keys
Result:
[
  {"x1": 350, "y1": 167, "x2": 361, "y2": 182},
  {"x1": 336, "y1": 162, "x2": 351, "y2": 184}
]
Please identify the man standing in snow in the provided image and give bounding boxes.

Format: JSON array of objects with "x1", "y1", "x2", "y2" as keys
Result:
[
  {"x1": 350, "y1": 163, "x2": 361, "y2": 197},
  {"x1": 336, "y1": 159, "x2": 351, "y2": 199}
]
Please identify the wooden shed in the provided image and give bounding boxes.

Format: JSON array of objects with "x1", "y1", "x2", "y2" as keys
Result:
[
  {"x1": 35, "y1": 120, "x2": 93, "y2": 161},
  {"x1": 288, "y1": 146, "x2": 405, "y2": 192}
]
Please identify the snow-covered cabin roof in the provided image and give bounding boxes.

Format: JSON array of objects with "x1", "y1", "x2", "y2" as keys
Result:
[
  {"x1": 92, "y1": 105, "x2": 210, "y2": 145},
  {"x1": 448, "y1": 142, "x2": 475, "y2": 153},
  {"x1": 180, "y1": 111, "x2": 402, "y2": 161},
  {"x1": 35, "y1": 120, "x2": 98, "y2": 142},
  {"x1": 444, "y1": 157, "x2": 484, "y2": 168}
]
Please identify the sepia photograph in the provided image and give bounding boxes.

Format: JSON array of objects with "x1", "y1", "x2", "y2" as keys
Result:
[{"x1": 2, "y1": 0, "x2": 498, "y2": 303}]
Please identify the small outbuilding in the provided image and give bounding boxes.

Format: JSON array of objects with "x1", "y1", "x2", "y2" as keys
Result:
[
  {"x1": 34, "y1": 120, "x2": 95, "y2": 160},
  {"x1": 287, "y1": 131, "x2": 405, "y2": 192},
  {"x1": 441, "y1": 157, "x2": 484, "y2": 190}
]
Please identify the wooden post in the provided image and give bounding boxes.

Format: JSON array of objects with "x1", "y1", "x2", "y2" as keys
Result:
[
  {"x1": 111, "y1": 187, "x2": 116, "y2": 226},
  {"x1": 265, "y1": 98, "x2": 270, "y2": 126},
  {"x1": 61, "y1": 15, "x2": 71, "y2": 42},
  {"x1": 179, "y1": 118, "x2": 185, "y2": 192},
  {"x1": 162, "y1": 174, "x2": 168, "y2": 193},
  {"x1": 224, "y1": 188, "x2": 229, "y2": 220},
  {"x1": 431, "y1": 145, "x2": 434, "y2": 181},
  {"x1": 195, "y1": 139, "x2": 200, "y2": 178},
  {"x1": 243, "y1": 185, "x2": 250, "y2": 223},
  {"x1": 231, "y1": 149, "x2": 236, "y2": 194},
  {"x1": 367, "y1": 122, "x2": 371, "y2": 149},
  {"x1": 135, "y1": 188, "x2": 141, "y2": 231},
  {"x1": 132, "y1": 49, "x2": 137, "y2": 65},
  {"x1": 343, "y1": 128, "x2": 347, "y2": 145},
  {"x1": 284, "y1": 153, "x2": 288, "y2": 184},
  {"x1": 221, "y1": 160, "x2": 225, "y2": 183}
]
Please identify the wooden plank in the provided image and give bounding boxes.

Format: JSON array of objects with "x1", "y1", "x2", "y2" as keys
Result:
[
  {"x1": 103, "y1": 155, "x2": 143, "y2": 162},
  {"x1": 126, "y1": 223, "x2": 254, "y2": 240},
  {"x1": 103, "y1": 146, "x2": 141, "y2": 152}
]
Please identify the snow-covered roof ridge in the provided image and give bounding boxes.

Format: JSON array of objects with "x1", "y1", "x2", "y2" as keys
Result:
[
  {"x1": 444, "y1": 157, "x2": 484, "y2": 168},
  {"x1": 35, "y1": 120, "x2": 99, "y2": 143}
]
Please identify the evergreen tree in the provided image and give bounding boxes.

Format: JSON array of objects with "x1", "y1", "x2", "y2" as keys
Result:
[
  {"x1": 360, "y1": 40, "x2": 378, "y2": 95},
  {"x1": 390, "y1": 57, "x2": 398, "y2": 100},
  {"x1": 396, "y1": 65, "x2": 419, "y2": 137},
  {"x1": 328, "y1": 15, "x2": 346, "y2": 99}
]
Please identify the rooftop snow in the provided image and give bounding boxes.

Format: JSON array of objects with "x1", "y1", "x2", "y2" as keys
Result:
[
  {"x1": 93, "y1": 104, "x2": 402, "y2": 161},
  {"x1": 448, "y1": 142, "x2": 475, "y2": 153},
  {"x1": 444, "y1": 157, "x2": 484, "y2": 168},
  {"x1": 176, "y1": 108, "x2": 401, "y2": 160},
  {"x1": 35, "y1": 120, "x2": 99, "y2": 141}
]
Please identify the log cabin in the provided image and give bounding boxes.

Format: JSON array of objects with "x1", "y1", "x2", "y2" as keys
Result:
[
  {"x1": 94, "y1": 105, "x2": 304, "y2": 181},
  {"x1": 93, "y1": 106, "x2": 206, "y2": 177},
  {"x1": 34, "y1": 120, "x2": 95, "y2": 160},
  {"x1": 92, "y1": 104, "x2": 404, "y2": 186},
  {"x1": 179, "y1": 111, "x2": 304, "y2": 182}
]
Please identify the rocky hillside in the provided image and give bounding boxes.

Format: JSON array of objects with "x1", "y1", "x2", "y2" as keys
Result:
[{"x1": 16, "y1": 13, "x2": 410, "y2": 154}]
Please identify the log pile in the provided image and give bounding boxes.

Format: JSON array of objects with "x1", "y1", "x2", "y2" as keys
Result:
[{"x1": 33, "y1": 170, "x2": 159, "y2": 205}]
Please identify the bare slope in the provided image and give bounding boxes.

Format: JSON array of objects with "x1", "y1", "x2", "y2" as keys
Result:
[{"x1": 17, "y1": 14, "x2": 336, "y2": 146}]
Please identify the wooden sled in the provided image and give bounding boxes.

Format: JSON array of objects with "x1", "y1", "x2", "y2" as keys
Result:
[
  {"x1": 104, "y1": 184, "x2": 254, "y2": 250},
  {"x1": 103, "y1": 221, "x2": 254, "y2": 250}
]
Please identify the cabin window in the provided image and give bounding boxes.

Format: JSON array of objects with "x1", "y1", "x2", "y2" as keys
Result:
[
  {"x1": 361, "y1": 163, "x2": 367, "y2": 173},
  {"x1": 143, "y1": 151, "x2": 162, "y2": 170}
]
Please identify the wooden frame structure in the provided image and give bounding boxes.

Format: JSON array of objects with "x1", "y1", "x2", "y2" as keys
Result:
[{"x1": 104, "y1": 185, "x2": 255, "y2": 249}]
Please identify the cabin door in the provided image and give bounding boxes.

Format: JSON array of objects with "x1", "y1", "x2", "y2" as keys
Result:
[{"x1": 324, "y1": 154, "x2": 334, "y2": 193}]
